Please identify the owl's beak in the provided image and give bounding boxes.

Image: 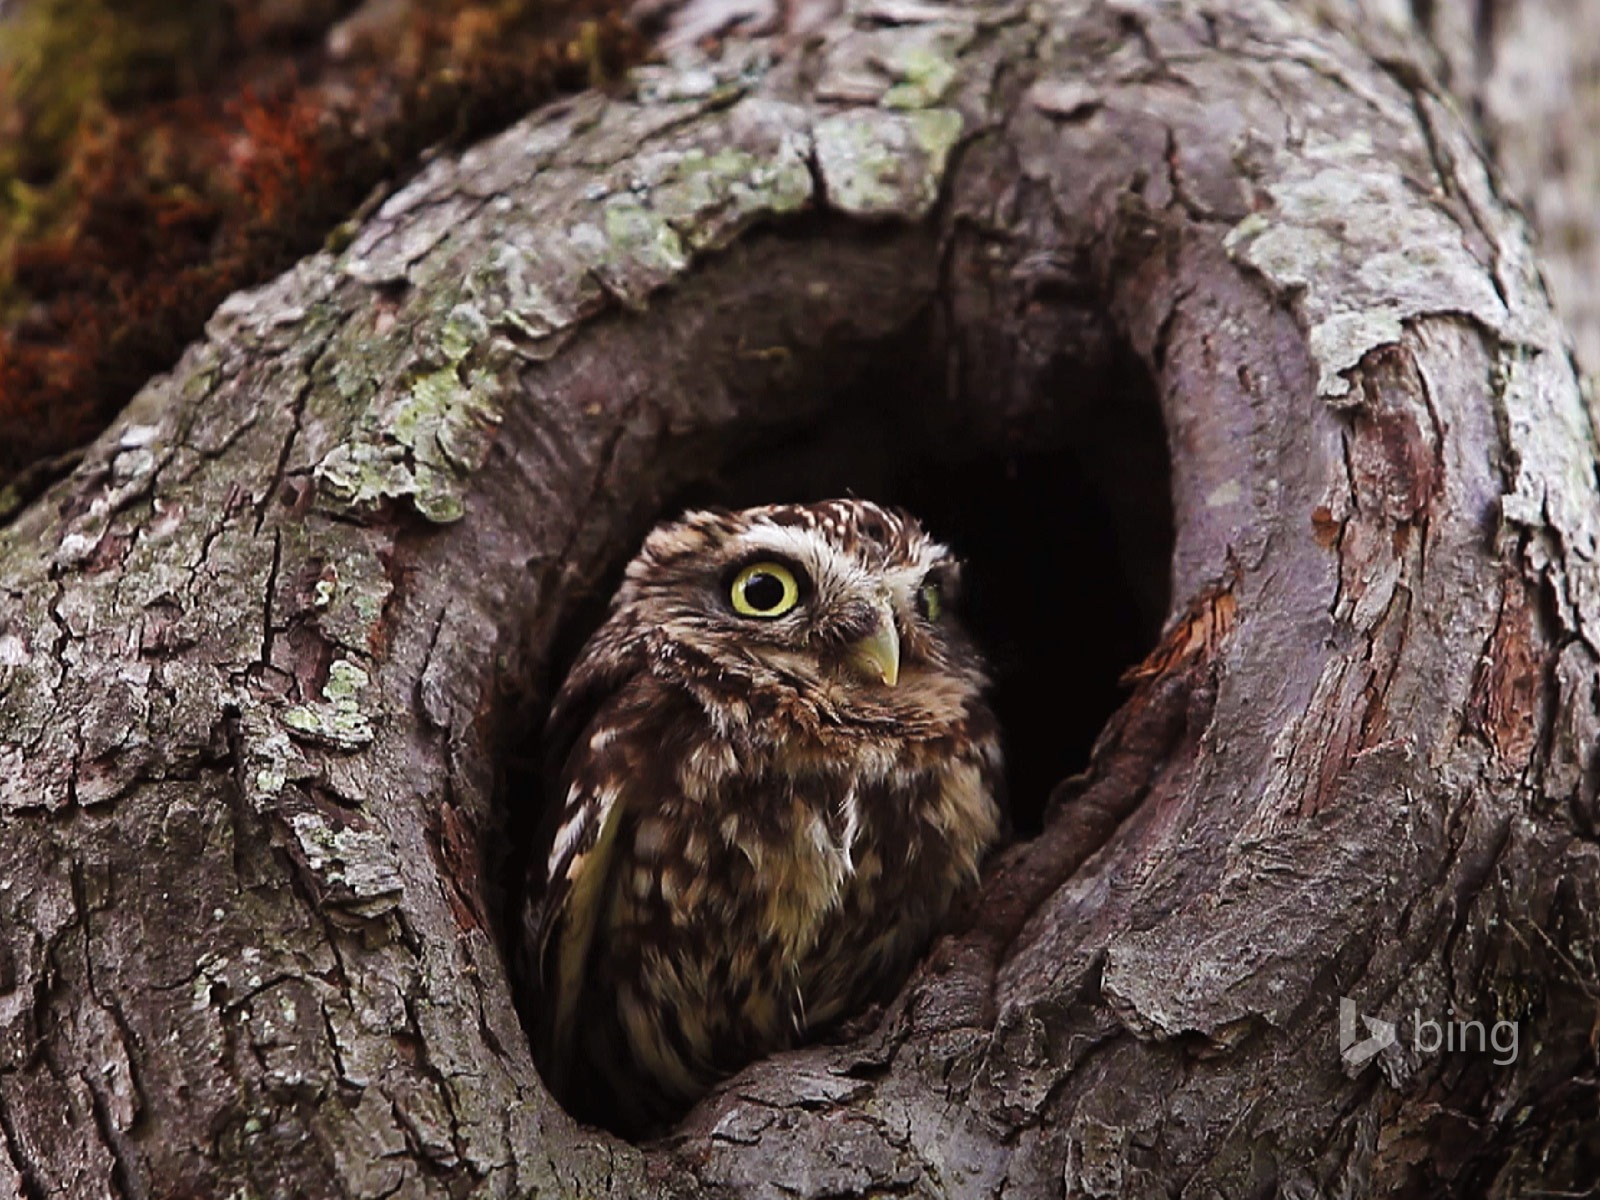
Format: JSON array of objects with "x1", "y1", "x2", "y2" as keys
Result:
[{"x1": 848, "y1": 610, "x2": 900, "y2": 687}]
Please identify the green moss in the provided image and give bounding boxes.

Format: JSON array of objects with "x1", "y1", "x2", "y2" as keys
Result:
[
  {"x1": 289, "y1": 810, "x2": 404, "y2": 907},
  {"x1": 602, "y1": 200, "x2": 690, "y2": 274},
  {"x1": 651, "y1": 142, "x2": 813, "y2": 250},
  {"x1": 306, "y1": 544, "x2": 394, "y2": 655},
  {"x1": 908, "y1": 108, "x2": 963, "y2": 167},
  {"x1": 280, "y1": 658, "x2": 376, "y2": 750},
  {"x1": 314, "y1": 298, "x2": 506, "y2": 524},
  {"x1": 814, "y1": 107, "x2": 963, "y2": 219},
  {"x1": 881, "y1": 43, "x2": 959, "y2": 110}
]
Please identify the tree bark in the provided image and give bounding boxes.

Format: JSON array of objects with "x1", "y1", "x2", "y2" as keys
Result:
[
  {"x1": 1400, "y1": 0, "x2": 1600, "y2": 384},
  {"x1": 2, "y1": 0, "x2": 1597, "y2": 1197}
]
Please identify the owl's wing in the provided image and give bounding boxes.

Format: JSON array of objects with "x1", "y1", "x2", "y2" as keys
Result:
[
  {"x1": 532, "y1": 637, "x2": 644, "y2": 1096},
  {"x1": 534, "y1": 741, "x2": 629, "y2": 1096},
  {"x1": 540, "y1": 621, "x2": 641, "y2": 790}
]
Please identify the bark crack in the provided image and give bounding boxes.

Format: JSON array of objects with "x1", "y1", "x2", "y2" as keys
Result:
[
  {"x1": 70, "y1": 860, "x2": 148, "y2": 1198},
  {"x1": 1161, "y1": 125, "x2": 1221, "y2": 224},
  {"x1": 259, "y1": 530, "x2": 283, "y2": 672},
  {"x1": 0, "y1": 1093, "x2": 48, "y2": 1200},
  {"x1": 1405, "y1": 85, "x2": 1511, "y2": 312},
  {"x1": 45, "y1": 578, "x2": 70, "y2": 690},
  {"x1": 179, "y1": 485, "x2": 247, "y2": 600},
  {"x1": 80, "y1": 1079, "x2": 134, "y2": 1200},
  {"x1": 255, "y1": 373, "x2": 314, "y2": 537},
  {"x1": 397, "y1": 990, "x2": 474, "y2": 1172}
]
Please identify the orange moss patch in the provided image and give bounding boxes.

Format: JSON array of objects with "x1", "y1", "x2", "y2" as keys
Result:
[{"x1": 0, "y1": 0, "x2": 644, "y2": 511}]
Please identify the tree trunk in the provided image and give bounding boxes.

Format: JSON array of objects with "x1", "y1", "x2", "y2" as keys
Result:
[{"x1": 2, "y1": 0, "x2": 1597, "y2": 1197}]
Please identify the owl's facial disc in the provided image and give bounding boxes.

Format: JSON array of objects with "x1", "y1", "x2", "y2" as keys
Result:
[{"x1": 722, "y1": 540, "x2": 904, "y2": 687}]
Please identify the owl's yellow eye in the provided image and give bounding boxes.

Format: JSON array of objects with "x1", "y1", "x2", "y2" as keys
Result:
[
  {"x1": 918, "y1": 580, "x2": 943, "y2": 621},
  {"x1": 730, "y1": 562, "x2": 801, "y2": 617}
]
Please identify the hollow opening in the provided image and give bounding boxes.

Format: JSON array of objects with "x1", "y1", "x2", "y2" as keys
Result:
[
  {"x1": 502, "y1": 302, "x2": 1174, "y2": 1133},
  {"x1": 657, "y1": 323, "x2": 1174, "y2": 833}
]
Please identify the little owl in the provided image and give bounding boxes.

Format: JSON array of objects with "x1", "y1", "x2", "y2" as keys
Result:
[{"x1": 525, "y1": 499, "x2": 1003, "y2": 1134}]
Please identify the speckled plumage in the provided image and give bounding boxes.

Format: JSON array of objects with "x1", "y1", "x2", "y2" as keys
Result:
[{"x1": 525, "y1": 500, "x2": 1003, "y2": 1134}]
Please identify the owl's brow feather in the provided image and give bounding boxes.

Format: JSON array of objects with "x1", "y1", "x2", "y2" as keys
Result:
[{"x1": 653, "y1": 500, "x2": 926, "y2": 560}]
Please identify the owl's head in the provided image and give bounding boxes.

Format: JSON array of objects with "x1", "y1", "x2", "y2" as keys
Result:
[{"x1": 599, "y1": 499, "x2": 985, "y2": 719}]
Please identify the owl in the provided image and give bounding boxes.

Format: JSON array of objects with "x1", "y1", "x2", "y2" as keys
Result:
[{"x1": 525, "y1": 499, "x2": 1003, "y2": 1135}]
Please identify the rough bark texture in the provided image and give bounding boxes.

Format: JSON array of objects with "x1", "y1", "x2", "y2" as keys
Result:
[
  {"x1": 1408, "y1": 0, "x2": 1600, "y2": 383},
  {"x1": 1, "y1": 1, "x2": 1597, "y2": 1198}
]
